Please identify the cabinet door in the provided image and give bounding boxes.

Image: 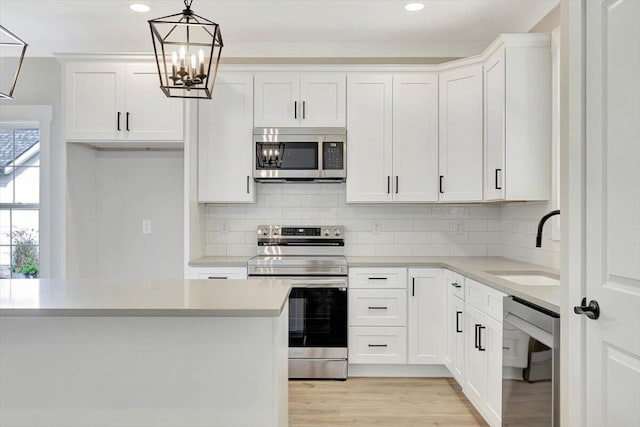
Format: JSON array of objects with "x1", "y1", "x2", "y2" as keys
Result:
[
  {"x1": 299, "y1": 73, "x2": 346, "y2": 127},
  {"x1": 124, "y1": 64, "x2": 184, "y2": 141},
  {"x1": 254, "y1": 73, "x2": 300, "y2": 127},
  {"x1": 392, "y1": 73, "x2": 439, "y2": 202},
  {"x1": 464, "y1": 303, "x2": 487, "y2": 409},
  {"x1": 346, "y1": 74, "x2": 393, "y2": 203},
  {"x1": 349, "y1": 326, "x2": 407, "y2": 364},
  {"x1": 439, "y1": 64, "x2": 484, "y2": 202},
  {"x1": 484, "y1": 315, "x2": 503, "y2": 427},
  {"x1": 349, "y1": 289, "x2": 407, "y2": 327},
  {"x1": 448, "y1": 293, "x2": 466, "y2": 384},
  {"x1": 407, "y1": 269, "x2": 445, "y2": 364},
  {"x1": 198, "y1": 73, "x2": 255, "y2": 203},
  {"x1": 65, "y1": 63, "x2": 124, "y2": 140},
  {"x1": 484, "y1": 48, "x2": 506, "y2": 201}
]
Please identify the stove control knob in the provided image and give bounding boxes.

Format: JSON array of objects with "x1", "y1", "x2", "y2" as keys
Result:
[
  {"x1": 273, "y1": 229, "x2": 280, "y2": 236},
  {"x1": 334, "y1": 228, "x2": 342, "y2": 237},
  {"x1": 323, "y1": 229, "x2": 331, "y2": 237},
  {"x1": 259, "y1": 228, "x2": 269, "y2": 237}
]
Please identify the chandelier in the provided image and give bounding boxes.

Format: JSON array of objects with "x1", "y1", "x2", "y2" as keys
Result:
[
  {"x1": 148, "y1": 0, "x2": 223, "y2": 99},
  {"x1": 0, "y1": 25, "x2": 28, "y2": 99}
]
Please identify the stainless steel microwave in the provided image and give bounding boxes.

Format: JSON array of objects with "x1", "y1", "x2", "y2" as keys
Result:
[{"x1": 253, "y1": 127, "x2": 346, "y2": 182}]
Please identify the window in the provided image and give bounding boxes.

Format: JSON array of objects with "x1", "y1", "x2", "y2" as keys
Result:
[{"x1": 0, "y1": 125, "x2": 40, "y2": 278}]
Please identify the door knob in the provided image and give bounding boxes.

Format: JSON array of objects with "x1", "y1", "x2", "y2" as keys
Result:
[{"x1": 574, "y1": 298, "x2": 600, "y2": 320}]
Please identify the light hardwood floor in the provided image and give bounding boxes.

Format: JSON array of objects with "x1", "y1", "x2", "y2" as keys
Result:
[{"x1": 289, "y1": 377, "x2": 488, "y2": 427}]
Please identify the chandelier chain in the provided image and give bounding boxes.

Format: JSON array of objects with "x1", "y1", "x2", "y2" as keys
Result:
[{"x1": 184, "y1": 0, "x2": 194, "y2": 9}]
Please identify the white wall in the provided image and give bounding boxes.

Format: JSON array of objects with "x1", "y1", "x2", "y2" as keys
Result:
[{"x1": 205, "y1": 183, "x2": 501, "y2": 258}]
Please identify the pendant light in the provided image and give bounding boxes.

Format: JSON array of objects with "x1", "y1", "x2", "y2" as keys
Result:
[
  {"x1": 0, "y1": 25, "x2": 28, "y2": 99},
  {"x1": 148, "y1": 0, "x2": 223, "y2": 99}
]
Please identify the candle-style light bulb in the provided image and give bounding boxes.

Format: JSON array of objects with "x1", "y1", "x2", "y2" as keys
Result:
[
  {"x1": 171, "y1": 51, "x2": 178, "y2": 81},
  {"x1": 179, "y1": 46, "x2": 186, "y2": 66},
  {"x1": 198, "y1": 49, "x2": 205, "y2": 77},
  {"x1": 198, "y1": 49, "x2": 204, "y2": 65}
]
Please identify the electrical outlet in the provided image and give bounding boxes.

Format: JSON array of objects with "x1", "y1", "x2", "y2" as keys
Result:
[
  {"x1": 142, "y1": 220, "x2": 152, "y2": 235},
  {"x1": 373, "y1": 222, "x2": 381, "y2": 234},
  {"x1": 222, "y1": 223, "x2": 229, "y2": 234},
  {"x1": 453, "y1": 220, "x2": 464, "y2": 234}
]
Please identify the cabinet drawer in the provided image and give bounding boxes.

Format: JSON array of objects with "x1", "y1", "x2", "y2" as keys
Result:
[
  {"x1": 349, "y1": 326, "x2": 407, "y2": 364},
  {"x1": 465, "y1": 278, "x2": 506, "y2": 321},
  {"x1": 349, "y1": 268, "x2": 407, "y2": 289},
  {"x1": 188, "y1": 267, "x2": 247, "y2": 280},
  {"x1": 349, "y1": 289, "x2": 407, "y2": 327},
  {"x1": 448, "y1": 271, "x2": 466, "y2": 299}
]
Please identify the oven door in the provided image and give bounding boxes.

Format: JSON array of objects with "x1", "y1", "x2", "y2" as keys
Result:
[
  {"x1": 288, "y1": 278, "x2": 348, "y2": 352},
  {"x1": 255, "y1": 138, "x2": 320, "y2": 179}
]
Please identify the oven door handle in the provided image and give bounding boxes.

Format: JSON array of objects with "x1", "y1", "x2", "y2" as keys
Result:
[{"x1": 291, "y1": 279, "x2": 348, "y2": 288}]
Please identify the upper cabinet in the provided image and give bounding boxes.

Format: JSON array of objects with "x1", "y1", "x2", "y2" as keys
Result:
[
  {"x1": 346, "y1": 73, "x2": 439, "y2": 203},
  {"x1": 64, "y1": 62, "x2": 183, "y2": 145},
  {"x1": 484, "y1": 40, "x2": 551, "y2": 201},
  {"x1": 254, "y1": 72, "x2": 346, "y2": 127},
  {"x1": 198, "y1": 73, "x2": 255, "y2": 204},
  {"x1": 438, "y1": 64, "x2": 484, "y2": 202}
]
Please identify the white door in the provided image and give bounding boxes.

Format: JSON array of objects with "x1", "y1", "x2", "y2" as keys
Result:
[
  {"x1": 583, "y1": 1, "x2": 640, "y2": 425},
  {"x1": 483, "y1": 47, "x2": 506, "y2": 201},
  {"x1": 408, "y1": 269, "x2": 445, "y2": 364},
  {"x1": 438, "y1": 64, "x2": 484, "y2": 202},
  {"x1": 392, "y1": 73, "x2": 439, "y2": 202},
  {"x1": 446, "y1": 288, "x2": 466, "y2": 384},
  {"x1": 464, "y1": 303, "x2": 487, "y2": 409},
  {"x1": 198, "y1": 73, "x2": 255, "y2": 203},
  {"x1": 124, "y1": 64, "x2": 184, "y2": 141},
  {"x1": 299, "y1": 73, "x2": 346, "y2": 127},
  {"x1": 65, "y1": 63, "x2": 124, "y2": 140},
  {"x1": 346, "y1": 74, "x2": 393, "y2": 203},
  {"x1": 484, "y1": 314, "x2": 503, "y2": 427},
  {"x1": 254, "y1": 73, "x2": 300, "y2": 127}
]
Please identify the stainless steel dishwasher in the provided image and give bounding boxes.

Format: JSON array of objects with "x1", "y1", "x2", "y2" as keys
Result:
[{"x1": 502, "y1": 296, "x2": 560, "y2": 427}]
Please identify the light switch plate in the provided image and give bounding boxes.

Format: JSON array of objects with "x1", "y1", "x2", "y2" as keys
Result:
[{"x1": 142, "y1": 220, "x2": 152, "y2": 235}]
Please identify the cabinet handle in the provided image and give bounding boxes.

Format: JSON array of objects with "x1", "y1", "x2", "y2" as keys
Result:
[
  {"x1": 302, "y1": 101, "x2": 306, "y2": 119},
  {"x1": 456, "y1": 311, "x2": 463, "y2": 333},
  {"x1": 451, "y1": 282, "x2": 462, "y2": 289},
  {"x1": 478, "y1": 325, "x2": 486, "y2": 351},
  {"x1": 207, "y1": 276, "x2": 228, "y2": 280},
  {"x1": 395, "y1": 176, "x2": 399, "y2": 194},
  {"x1": 387, "y1": 176, "x2": 391, "y2": 194},
  {"x1": 117, "y1": 112, "x2": 121, "y2": 131},
  {"x1": 368, "y1": 344, "x2": 388, "y2": 348},
  {"x1": 495, "y1": 168, "x2": 502, "y2": 190},
  {"x1": 368, "y1": 277, "x2": 388, "y2": 281},
  {"x1": 412, "y1": 277, "x2": 415, "y2": 297},
  {"x1": 246, "y1": 176, "x2": 250, "y2": 194},
  {"x1": 439, "y1": 175, "x2": 444, "y2": 194},
  {"x1": 474, "y1": 324, "x2": 480, "y2": 349},
  {"x1": 294, "y1": 101, "x2": 297, "y2": 119},
  {"x1": 126, "y1": 112, "x2": 130, "y2": 131},
  {"x1": 368, "y1": 306, "x2": 388, "y2": 310}
]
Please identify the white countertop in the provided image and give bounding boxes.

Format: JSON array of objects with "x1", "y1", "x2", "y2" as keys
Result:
[{"x1": 0, "y1": 278, "x2": 292, "y2": 317}]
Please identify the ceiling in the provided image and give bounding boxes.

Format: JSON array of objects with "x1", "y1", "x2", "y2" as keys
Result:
[{"x1": 0, "y1": 0, "x2": 559, "y2": 57}]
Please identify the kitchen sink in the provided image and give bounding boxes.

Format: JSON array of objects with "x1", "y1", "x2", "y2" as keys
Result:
[{"x1": 486, "y1": 271, "x2": 560, "y2": 287}]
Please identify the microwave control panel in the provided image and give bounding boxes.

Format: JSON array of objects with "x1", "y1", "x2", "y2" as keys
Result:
[{"x1": 323, "y1": 142, "x2": 344, "y2": 170}]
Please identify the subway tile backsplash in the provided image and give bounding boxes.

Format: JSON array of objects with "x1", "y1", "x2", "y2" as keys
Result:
[{"x1": 204, "y1": 184, "x2": 560, "y2": 269}]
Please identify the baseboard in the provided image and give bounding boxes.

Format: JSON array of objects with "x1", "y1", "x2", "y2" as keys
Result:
[{"x1": 348, "y1": 364, "x2": 453, "y2": 378}]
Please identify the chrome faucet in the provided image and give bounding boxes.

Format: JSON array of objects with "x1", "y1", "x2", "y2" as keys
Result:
[{"x1": 536, "y1": 210, "x2": 560, "y2": 248}]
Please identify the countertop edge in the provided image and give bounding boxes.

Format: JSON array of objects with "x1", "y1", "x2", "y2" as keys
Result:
[{"x1": 0, "y1": 308, "x2": 285, "y2": 317}]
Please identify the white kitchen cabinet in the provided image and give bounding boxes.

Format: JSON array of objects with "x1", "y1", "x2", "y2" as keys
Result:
[
  {"x1": 187, "y1": 266, "x2": 248, "y2": 280},
  {"x1": 65, "y1": 62, "x2": 183, "y2": 144},
  {"x1": 392, "y1": 74, "x2": 439, "y2": 202},
  {"x1": 407, "y1": 268, "x2": 446, "y2": 364},
  {"x1": 438, "y1": 64, "x2": 484, "y2": 202},
  {"x1": 198, "y1": 73, "x2": 255, "y2": 203},
  {"x1": 254, "y1": 72, "x2": 346, "y2": 127},
  {"x1": 349, "y1": 267, "x2": 407, "y2": 289},
  {"x1": 349, "y1": 288, "x2": 407, "y2": 327},
  {"x1": 464, "y1": 285, "x2": 505, "y2": 427},
  {"x1": 445, "y1": 271, "x2": 466, "y2": 384},
  {"x1": 349, "y1": 326, "x2": 407, "y2": 364},
  {"x1": 484, "y1": 38, "x2": 551, "y2": 201},
  {"x1": 346, "y1": 74, "x2": 393, "y2": 203}
]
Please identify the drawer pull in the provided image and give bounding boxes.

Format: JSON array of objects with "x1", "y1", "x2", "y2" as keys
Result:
[
  {"x1": 451, "y1": 282, "x2": 462, "y2": 289},
  {"x1": 368, "y1": 344, "x2": 388, "y2": 348},
  {"x1": 475, "y1": 324, "x2": 481, "y2": 349},
  {"x1": 456, "y1": 311, "x2": 463, "y2": 333},
  {"x1": 478, "y1": 325, "x2": 486, "y2": 351},
  {"x1": 208, "y1": 276, "x2": 228, "y2": 280},
  {"x1": 368, "y1": 277, "x2": 388, "y2": 281},
  {"x1": 368, "y1": 306, "x2": 388, "y2": 310}
]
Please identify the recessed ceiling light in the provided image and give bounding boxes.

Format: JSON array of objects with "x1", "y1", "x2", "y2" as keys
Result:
[
  {"x1": 130, "y1": 3, "x2": 151, "y2": 13},
  {"x1": 404, "y1": 2, "x2": 425, "y2": 12}
]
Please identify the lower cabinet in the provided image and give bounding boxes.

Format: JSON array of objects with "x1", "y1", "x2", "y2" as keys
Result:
[
  {"x1": 445, "y1": 272, "x2": 466, "y2": 384},
  {"x1": 407, "y1": 269, "x2": 446, "y2": 364},
  {"x1": 349, "y1": 326, "x2": 407, "y2": 364}
]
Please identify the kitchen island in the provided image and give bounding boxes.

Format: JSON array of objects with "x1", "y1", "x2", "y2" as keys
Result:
[{"x1": 0, "y1": 278, "x2": 292, "y2": 427}]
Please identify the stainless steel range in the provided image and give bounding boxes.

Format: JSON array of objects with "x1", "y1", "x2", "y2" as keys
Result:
[{"x1": 248, "y1": 225, "x2": 348, "y2": 380}]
